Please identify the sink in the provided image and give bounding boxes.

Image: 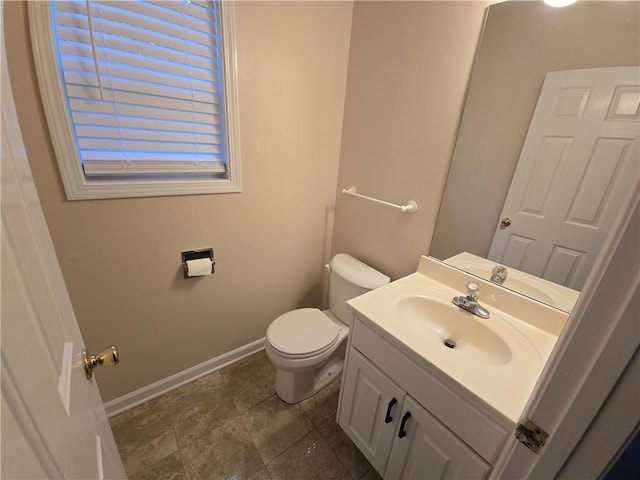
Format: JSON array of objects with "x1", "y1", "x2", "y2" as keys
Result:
[
  {"x1": 348, "y1": 257, "x2": 564, "y2": 424},
  {"x1": 396, "y1": 296, "x2": 512, "y2": 366},
  {"x1": 382, "y1": 281, "x2": 543, "y2": 378}
]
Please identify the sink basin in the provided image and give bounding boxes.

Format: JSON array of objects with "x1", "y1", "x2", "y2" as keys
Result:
[
  {"x1": 382, "y1": 282, "x2": 543, "y2": 377},
  {"x1": 396, "y1": 296, "x2": 512, "y2": 366}
]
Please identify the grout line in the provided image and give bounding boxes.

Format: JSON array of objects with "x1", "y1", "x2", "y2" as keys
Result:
[
  {"x1": 244, "y1": 458, "x2": 270, "y2": 480},
  {"x1": 242, "y1": 392, "x2": 278, "y2": 413},
  {"x1": 169, "y1": 410, "x2": 189, "y2": 480},
  {"x1": 359, "y1": 467, "x2": 375, "y2": 480},
  {"x1": 265, "y1": 427, "x2": 319, "y2": 468},
  {"x1": 299, "y1": 400, "x2": 315, "y2": 426},
  {"x1": 237, "y1": 404, "x2": 270, "y2": 468},
  {"x1": 316, "y1": 418, "x2": 359, "y2": 480},
  {"x1": 174, "y1": 436, "x2": 189, "y2": 480}
]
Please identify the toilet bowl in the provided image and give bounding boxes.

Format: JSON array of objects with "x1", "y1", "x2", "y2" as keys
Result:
[{"x1": 266, "y1": 254, "x2": 389, "y2": 404}]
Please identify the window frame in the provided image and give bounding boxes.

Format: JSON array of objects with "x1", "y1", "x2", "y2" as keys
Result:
[{"x1": 29, "y1": 1, "x2": 242, "y2": 200}]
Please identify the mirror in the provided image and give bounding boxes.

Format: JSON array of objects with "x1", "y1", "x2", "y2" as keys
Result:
[{"x1": 430, "y1": 0, "x2": 639, "y2": 312}]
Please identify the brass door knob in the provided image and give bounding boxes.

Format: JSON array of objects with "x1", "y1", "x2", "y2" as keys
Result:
[
  {"x1": 82, "y1": 345, "x2": 119, "y2": 380},
  {"x1": 500, "y1": 217, "x2": 512, "y2": 227}
]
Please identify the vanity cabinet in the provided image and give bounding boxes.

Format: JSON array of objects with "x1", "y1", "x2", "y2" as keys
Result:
[
  {"x1": 339, "y1": 349, "x2": 489, "y2": 479},
  {"x1": 338, "y1": 348, "x2": 405, "y2": 474},
  {"x1": 385, "y1": 395, "x2": 490, "y2": 479},
  {"x1": 339, "y1": 316, "x2": 509, "y2": 479}
]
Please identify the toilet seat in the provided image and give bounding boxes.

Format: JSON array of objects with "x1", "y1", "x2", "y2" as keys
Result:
[{"x1": 267, "y1": 308, "x2": 339, "y2": 358}]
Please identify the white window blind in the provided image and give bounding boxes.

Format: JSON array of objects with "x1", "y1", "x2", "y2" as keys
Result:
[{"x1": 52, "y1": 0, "x2": 229, "y2": 179}]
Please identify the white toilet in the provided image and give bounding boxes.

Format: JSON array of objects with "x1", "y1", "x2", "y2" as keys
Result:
[{"x1": 265, "y1": 254, "x2": 389, "y2": 404}]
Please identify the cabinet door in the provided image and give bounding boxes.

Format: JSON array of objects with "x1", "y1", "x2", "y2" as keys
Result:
[
  {"x1": 386, "y1": 396, "x2": 490, "y2": 480},
  {"x1": 339, "y1": 349, "x2": 405, "y2": 475}
]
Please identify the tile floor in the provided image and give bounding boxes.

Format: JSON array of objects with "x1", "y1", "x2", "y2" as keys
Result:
[{"x1": 109, "y1": 350, "x2": 383, "y2": 480}]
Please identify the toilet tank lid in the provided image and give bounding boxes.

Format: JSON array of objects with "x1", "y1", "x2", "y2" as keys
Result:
[{"x1": 330, "y1": 254, "x2": 390, "y2": 289}]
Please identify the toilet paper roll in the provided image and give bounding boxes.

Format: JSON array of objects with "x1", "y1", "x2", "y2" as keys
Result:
[{"x1": 186, "y1": 258, "x2": 213, "y2": 277}]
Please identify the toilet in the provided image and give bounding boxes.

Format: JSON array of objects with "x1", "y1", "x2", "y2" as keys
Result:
[{"x1": 265, "y1": 254, "x2": 389, "y2": 404}]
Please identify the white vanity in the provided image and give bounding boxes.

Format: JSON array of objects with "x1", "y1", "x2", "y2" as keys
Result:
[{"x1": 336, "y1": 256, "x2": 568, "y2": 479}]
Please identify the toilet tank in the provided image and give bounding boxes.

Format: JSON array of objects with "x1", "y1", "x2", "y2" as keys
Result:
[{"x1": 328, "y1": 254, "x2": 390, "y2": 327}]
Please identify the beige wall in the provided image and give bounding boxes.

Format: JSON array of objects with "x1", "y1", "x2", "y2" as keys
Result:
[
  {"x1": 430, "y1": 0, "x2": 640, "y2": 261},
  {"x1": 331, "y1": 1, "x2": 488, "y2": 280},
  {"x1": 4, "y1": 1, "x2": 353, "y2": 402}
]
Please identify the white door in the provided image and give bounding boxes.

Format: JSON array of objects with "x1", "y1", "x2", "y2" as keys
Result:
[
  {"x1": 385, "y1": 396, "x2": 490, "y2": 480},
  {"x1": 492, "y1": 188, "x2": 639, "y2": 478},
  {"x1": 1, "y1": 21, "x2": 126, "y2": 479},
  {"x1": 488, "y1": 67, "x2": 639, "y2": 290}
]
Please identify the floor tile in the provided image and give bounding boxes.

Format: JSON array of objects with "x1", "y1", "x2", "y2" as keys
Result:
[
  {"x1": 111, "y1": 352, "x2": 372, "y2": 480},
  {"x1": 318, "y1": 418, "x2": 372, "y2": 480},
  {"x1": 220, "y1": 350, "x2": 277, "y2": 412},
  {"x1": 162, "y1": 374, "x2": 240, "y2": 448},
  {"x1": 243, "y1": 395, "x2": 314, "y2": 463},
  {"x1": 159, "y1": 371, "x2": 226, "y2": 409},
  {"x1": 359, "y1": 466, "x2": 384, "y2": 480},
  {"x1": 299, "y1": 378, "x2": 341, "y2": 427},
  {"x1": 110, "y1": 397, "x2": 179, "y2": 476},
  {"x1": 114, "y1": 424, "x2": 179, "y2": 477},
  {"x1": 246, "y1": 467, "x2": 273, "y2": 480},
  {"x1": 266, "y1": 429, "x2": 351, "y2": 480},
  {"x1": 129, "y1": 450, "x2": 185, "y2": 480},
  {"x1": 180, "y1": 416, "x2": 264, "y2": 480},
  {"x1": 109, "y1": 395, "x2": 172, "y2": 435}
]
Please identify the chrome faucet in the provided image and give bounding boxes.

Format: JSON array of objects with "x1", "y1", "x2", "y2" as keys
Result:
[
  {"x1": 452, "y1": 282, "x2": 490, "y2": 319},
  {"x1": 490, "y1": 265, "x2": 508, "y2": 285}
]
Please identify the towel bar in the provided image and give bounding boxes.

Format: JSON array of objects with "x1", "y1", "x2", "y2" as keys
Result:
[{"x1": 342, "y1": 186, "x2": 418, "y2": 214}]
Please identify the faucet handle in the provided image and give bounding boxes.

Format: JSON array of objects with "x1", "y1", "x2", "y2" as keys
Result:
[
  {"x1": 466, "y1": 282, "x2": 479, "y2": 301},
  {"x1": 492, "y1": 265, "x2": 506, "y2": 275}
]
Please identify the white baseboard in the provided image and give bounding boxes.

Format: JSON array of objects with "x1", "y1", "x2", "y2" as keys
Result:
[{"x1": 104, "y1": 337, "x2": 266, "y2": 417}]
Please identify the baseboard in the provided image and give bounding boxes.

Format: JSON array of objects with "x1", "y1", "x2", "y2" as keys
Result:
[{"x1": 104, "y1": 337, "x2": 266, "y2": 417}]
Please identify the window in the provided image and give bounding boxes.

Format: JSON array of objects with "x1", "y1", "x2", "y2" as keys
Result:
[{"x1": 29, "y1": 0, "x2": 241, "y2": 199}]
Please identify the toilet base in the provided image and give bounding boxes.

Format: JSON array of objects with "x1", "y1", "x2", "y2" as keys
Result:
[{"x1": 273, "y1": 343, "x2": 346, "y2": 404}]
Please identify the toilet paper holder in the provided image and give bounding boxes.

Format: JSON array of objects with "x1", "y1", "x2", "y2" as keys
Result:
[{"x1": 181, "y1": 248, "x2": 215, "y2": 278}]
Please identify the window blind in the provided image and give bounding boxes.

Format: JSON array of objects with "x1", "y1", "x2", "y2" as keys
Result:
[{"x1": 52, "y1": 0, "x2": 228, "y2": 178}]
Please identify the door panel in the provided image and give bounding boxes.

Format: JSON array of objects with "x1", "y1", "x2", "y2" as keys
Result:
[
  {"x1": 386, "y1": 396, "x2": 490, "y2": 480},
  {"x1": 489, "y1": 67, "x2": 639, "y2": 290},
  {"x1": 1, "y1": 30, "x2": 125, "y2": 478},
  {"x1": 1, "y1": 394, "x2": 51, "y2": 479}
]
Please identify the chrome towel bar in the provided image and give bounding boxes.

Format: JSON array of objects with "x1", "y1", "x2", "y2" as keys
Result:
[{"x1": 341, "y1": 185, "x2": 418, "y2": 214}]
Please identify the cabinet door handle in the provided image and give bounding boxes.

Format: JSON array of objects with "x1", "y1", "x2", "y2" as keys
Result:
[
  {"x1": 384, "y1": 397, "x2": 398, "y2": 424},
  {"x1": 398, "y1": 411, "x2": 412, "y2": 438}
]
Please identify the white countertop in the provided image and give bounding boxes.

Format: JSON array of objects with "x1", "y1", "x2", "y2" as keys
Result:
[{"x1": 347, "y1": 256, "x2": 565, "y2": 423}]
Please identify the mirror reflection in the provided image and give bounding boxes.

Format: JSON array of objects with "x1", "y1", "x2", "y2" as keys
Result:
[{"x1": 430, "y1": 0, "x2": 639, "y2": 312}]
